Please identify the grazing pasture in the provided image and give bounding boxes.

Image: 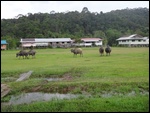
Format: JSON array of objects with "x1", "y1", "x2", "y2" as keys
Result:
[{"x1": 1, "y1": 47, "x2": 149, "y2": 112}]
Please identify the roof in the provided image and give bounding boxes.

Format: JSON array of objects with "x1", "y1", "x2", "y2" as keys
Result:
[
  {"x1": 21, "y1": 38, "x2": 35, "y2": 43},
  {"x1": 35, "y1": 38, "x2": 73, "y2": 42},
  {"x1": 143, "y1": 37, "x2": 149, "y2": 40},
  {"x1": 1, "y1": 40, "x2": 8, "y2": 44},
  {"x1": 20, "y1": 38, "x2": 73, "y2": 43},
  {"x1": 22, "y1": 38, "x2": 35, "y2": 42},
  {"x1": 116, "y1": 34, "x2": 144, "y2": 41},
  {"x1": 81, "y1": 38, "x2": 102, "y2": 42}
]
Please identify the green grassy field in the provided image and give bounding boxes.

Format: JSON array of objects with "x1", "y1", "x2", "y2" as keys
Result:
[{"x1": 1, "y1": 47, "x2": 149, "y2": 112}]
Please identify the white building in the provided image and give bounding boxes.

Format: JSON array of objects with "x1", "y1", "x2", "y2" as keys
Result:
[
  {"x1": 116, "y1": 34, "x2": 149, "y2": 47},
  {"x1": 78, "y1": 38, "x2": 103, "y2": 47},
  {"x1": 20, "y1": 38, "x2": 73, "y2": 48}
]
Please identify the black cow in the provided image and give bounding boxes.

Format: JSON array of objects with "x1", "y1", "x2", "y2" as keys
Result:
[
  {"x1": 99, "y1": 46, "x2": 104, "y2": 56},
  {"x1": 16, "y1": 50, "x2": 29, "y2": 59},
  {"x1": 105, "y1": 45, "x2": 111, "y2": 56},
  {"x1": 28, "y1": 49, "x2": 36, "y2": 58}
]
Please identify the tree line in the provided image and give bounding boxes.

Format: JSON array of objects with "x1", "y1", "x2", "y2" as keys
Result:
[{"x1": 1, "y1": 7, "x2": 149, "y2": 49}]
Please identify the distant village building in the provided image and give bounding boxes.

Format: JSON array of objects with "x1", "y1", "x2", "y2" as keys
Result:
[
  {"x1": 74, "y1": 38, "x2": 103, "y2": 47},
  {"x1": 20, "y1": 38, "x2": 36, "y2": 48},
  {"x1": 1, "y1": 40, "x2": 8, "y2": 50},
  {"x1": 116, "y1": 34, "x2": 149, "y2": 47},
  {"x1": 20, "y1": 38, "x2": 73, "y2": 48}
]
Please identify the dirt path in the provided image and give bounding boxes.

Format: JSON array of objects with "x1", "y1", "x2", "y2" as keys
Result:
[
  {"x1": 16, "y1": 71, "x2": 33, "y2": 81},
  {"x1": 1, "y1": 84, "x2": 10, "y2": 98},
  {"x1": 2, "y1": 71, "x2": 33, "y2": 98}
]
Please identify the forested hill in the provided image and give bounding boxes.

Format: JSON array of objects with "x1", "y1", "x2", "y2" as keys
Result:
[{"x1": 1, "y1": 7, "x2": 149, "y2": 46}]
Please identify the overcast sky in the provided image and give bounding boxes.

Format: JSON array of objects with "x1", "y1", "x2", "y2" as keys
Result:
[{"x1": 1, "y1": 1, "x2": 149, "y2": 19}]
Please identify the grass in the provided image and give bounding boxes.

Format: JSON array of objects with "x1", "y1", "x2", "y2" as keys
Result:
[
  {"x1": 1, "y1": 47, "x2": 149, "y2": 112},
  {"x1": 1, "y1": 96, "x2": 149, "y2": 112}
]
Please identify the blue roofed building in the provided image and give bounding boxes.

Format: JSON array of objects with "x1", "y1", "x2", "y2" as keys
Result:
[{"x1": 1, "y1": 40, "x2": 8, "y2": 50}]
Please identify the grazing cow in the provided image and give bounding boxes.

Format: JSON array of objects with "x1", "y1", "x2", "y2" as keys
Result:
[
  {"x1": 28, "y1": 49, "x2": 36, "y2": 58},
  {"x1": 99, "y1": 46, "x2": 104, "y2": 56},
  {"x1": 105, "y1": 45, "x2": 111, "y2": 56},
  {"x1": 71, "y1": 48, "x2": 83, "y2": 57},
  {"x1": 16, "y1": 50, "x2": 29, "y2": 59}
]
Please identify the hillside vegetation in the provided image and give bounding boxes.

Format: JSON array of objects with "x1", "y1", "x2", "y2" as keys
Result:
[{"x1": 1, "y1": 7, "x2": 149, "y2": 48}]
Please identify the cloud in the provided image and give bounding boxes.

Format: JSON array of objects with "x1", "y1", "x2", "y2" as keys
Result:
[
  {"x1": 1, "y1": 1, "x2": 32, "y2": 18},
  {"x1": 1, "y1": 1, "x2": 149, "y2": 19}
]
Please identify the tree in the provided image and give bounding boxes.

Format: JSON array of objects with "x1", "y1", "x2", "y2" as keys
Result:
[
  {"x1": 1, "y1": 7, "x2": 149, "y2": 44},
  {"x1": 1, "y1": 35, "x2": 17, "y2": 49},
  {"x1": 93, "y1": 30, "x2": 107, "y2": 46},
  {"x1": 106, "y1": 29, "x2": 122, "y2": 46},
  {"x1": 81, "y1": 7, "x2": 90, "y2": 13}
]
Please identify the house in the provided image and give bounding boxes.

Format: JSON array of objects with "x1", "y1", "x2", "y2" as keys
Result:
[
  {"x1": 20, "y1": 38, "x2": 36, "y2": 48},
  {"x1": 116, "y1": 34, "x2": 149, "y2": 47},
  {"x1": 79, "y1": 38, "x2": 103, "y2": 47},
  {"x1": 20, "y1": 38, "x2": 73, "y2": 48},
  {"x1": 1, "y1": 40, "x2": 8, "y2": 50}
]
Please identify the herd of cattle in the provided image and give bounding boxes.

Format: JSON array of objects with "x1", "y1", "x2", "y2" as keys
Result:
[
  {"x1": 16, "y1": 45, "x2": 111, "y2": 59},
  {"x1": 71, "y1": 45, "x2": 111, "y2": 57},
  {"x1": 16, "y1": 49, "x2": 36, "y2": 59},
  {"x1": 99, "y1": 45, "x2": 111, "y2": 56}
]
